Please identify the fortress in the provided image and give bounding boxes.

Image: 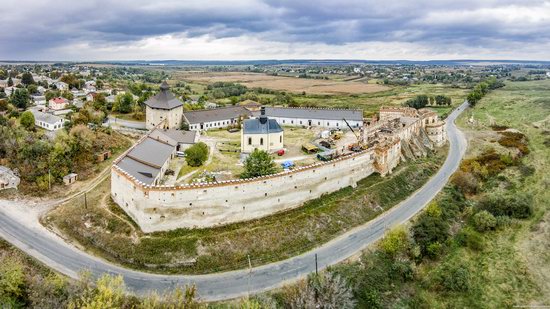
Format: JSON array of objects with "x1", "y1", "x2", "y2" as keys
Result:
[{"x1": 111, "y1": 90, "x2": 447, "y2": 232}]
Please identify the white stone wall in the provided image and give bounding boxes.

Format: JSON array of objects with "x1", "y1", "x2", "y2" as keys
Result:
[
  {"x1": 146, "y1": 106, "x2": 183, "y2": 130},
  {"x1": 111, "y1": 148, "x2": 400, "y2": 232}
]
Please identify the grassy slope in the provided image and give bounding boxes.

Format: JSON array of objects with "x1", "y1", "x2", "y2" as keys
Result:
[{"x1": 423, "y1": 80, "x2": 550, "y2": 307}]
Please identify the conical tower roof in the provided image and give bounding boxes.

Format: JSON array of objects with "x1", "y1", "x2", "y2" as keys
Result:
[{"x1": 144, "y1": 81, "x2": 183, "y2": 110}]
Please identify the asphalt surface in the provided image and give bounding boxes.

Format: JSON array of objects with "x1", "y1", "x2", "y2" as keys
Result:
[
  {"x1": 105, "y1": 116, "x2": 147, "y2": 129},
  {"x1": 0, "y1": 102, "x2": 468, "y2": 301}
]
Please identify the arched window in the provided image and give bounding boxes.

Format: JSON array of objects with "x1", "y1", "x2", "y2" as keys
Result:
[
  {"x1": 248, "y1": 137, "x2": 252, "y2": 145},
  {"x1": 260, "y1": 138, "x2": 264, "y2": 145}
]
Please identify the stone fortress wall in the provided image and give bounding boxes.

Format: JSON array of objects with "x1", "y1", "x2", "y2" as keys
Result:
[{"x1": 111, "y1": 106, "x2": 446, "y2": 232}]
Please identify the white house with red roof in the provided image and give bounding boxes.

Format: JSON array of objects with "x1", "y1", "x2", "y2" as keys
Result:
[{"x1": 48, "y1": 97, "x2": 69, "y2": 110}]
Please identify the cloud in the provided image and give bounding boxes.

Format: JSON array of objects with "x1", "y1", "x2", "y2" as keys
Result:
[{"x1": 0, "y1": 0, "x2": 549, "y2": 60}]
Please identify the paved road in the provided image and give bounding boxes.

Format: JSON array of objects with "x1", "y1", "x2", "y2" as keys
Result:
[
  {"x1": 105, "y1": 116, "x2": 147, "y2": 130},
  {"x1": 0, "y1": 102, "x2": 468, "y2": 301}
]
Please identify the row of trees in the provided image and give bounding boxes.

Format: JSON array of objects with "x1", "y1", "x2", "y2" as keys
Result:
[
  {"x1": 466, "y1": 77, "x2": 505, "y2": 107},
  {"x1": 404, "y1": 94, "x2": 452, "y2": 109}
]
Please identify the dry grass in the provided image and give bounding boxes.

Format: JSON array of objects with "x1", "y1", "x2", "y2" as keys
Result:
[{"x1": 174, "y1": 72, "x2": 389, "y2": 95}]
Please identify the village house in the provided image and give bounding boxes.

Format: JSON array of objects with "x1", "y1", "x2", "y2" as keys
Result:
[
  {"x1": 0, "y1": 166, "x2": 20, "y2": 191},
  {"x1": 144, "y1": 81, "x2": 184, "y2": 130},
  {"x1": 48, "y1": 97, "x2": 69, "y2": 110},
  {"x1": 86, "y1": 92, "x2": 99, "y2": 101},
  {"x1": 241, "y1": 109, "x2": 283, "y2": 153},
  {"x1": 31, "y1": 109, "x2": 65, "y2": 131},
  {"x1": 53, "y1": 81, "x2": 68, "y2": 91},
  {"x1": 264, "y1": 107, "x2": 363, "y2": 129},
  {"x1": 183, "y1": 105, "x2": 251, "y2": 131},
  {"x1": 31, "y1": 94, "x2": 46, "y2": 105}
]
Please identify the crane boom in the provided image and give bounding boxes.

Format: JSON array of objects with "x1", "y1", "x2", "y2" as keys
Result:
[{"x1": 343, "y1": 118, "x2": 360, "y2": 141}]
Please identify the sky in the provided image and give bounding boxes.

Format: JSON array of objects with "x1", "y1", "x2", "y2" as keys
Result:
[{"x1": 1, "y1": 0, "x2": 550, "y2": 61}]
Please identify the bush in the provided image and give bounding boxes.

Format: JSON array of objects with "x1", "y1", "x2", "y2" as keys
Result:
[
  {"x1": 472, "y1": 210, "x2": 497, "y2": 232},
  {"x1": 451, "y1": 171, "x2": 479, "y2": 194},
  {"x1": 434, "y1": 263, "x2": 472, "y2": 292},
  {"x1": 184, "y1": 142, "x2": 208, "y2": 167},
  {"x1": 478, "y1": 193, "x2": 533, "y2": 219},
  {"x1": 412, "y1": 214, "x2": 449, "y2": 257},
  {"x1": 240, "y1": 149, "x2": 277, "y2": 178},
  {"x1": 378, "y1": 226, "x2": 409, "y2": 258},
  {"x1": 456, "y1": 227, "x2": 484, "y2": 251}
]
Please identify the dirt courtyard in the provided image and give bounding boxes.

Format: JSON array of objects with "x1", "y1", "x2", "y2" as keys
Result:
[{"x1": 174, "y1": 72, "x2": 389, "y2": 95}]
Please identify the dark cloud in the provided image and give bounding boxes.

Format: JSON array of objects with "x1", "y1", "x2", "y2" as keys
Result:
[{"x1": 0, "y1": 0, "x2": 549, "y2": 59}]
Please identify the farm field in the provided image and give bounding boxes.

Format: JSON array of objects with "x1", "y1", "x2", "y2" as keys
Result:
[{"x1": 173, "y1": 71, "x2": 389, "y2": 95}]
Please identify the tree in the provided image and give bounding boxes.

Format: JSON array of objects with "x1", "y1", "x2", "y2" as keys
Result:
[
  {"x1": 404, "y1": 95, "x2": 429, "y2": 109},
  {"x1": 184, "y1": 142, "x2": 209, "y2": 167},
  {"x1": 0, "y1": 69, "x2": 7, "y2": 80},
  {"x1": 412, "y1": 213, "x2": 449, "y2": 257},
  {"x1": 378, "y1": 226, "x2": 409, "y2": 258},
  {"x1": 7, "y1": 76, "x2": 13, "y2": 87},
  {"x1": 11, "y1": 88, "x2": 29, "y2": 109},
  {"x1": 241, "y1": 149, "x2": 277, "y2": 178},
  {"x1": 20, "y1": 110, "x2": 35, "y2": 130},
  {"x1": 0, "y1": 256, "x2": 26, "y2": 306},
  {"x1": 112, "y1": 93, "x2": 134, "y2": 113},
  {"x1": 473, "y1": 210, "x2": 496, "y2": 232},
  {"x1": 21, "y1": 72, "x2": 35, "y2": 85}
]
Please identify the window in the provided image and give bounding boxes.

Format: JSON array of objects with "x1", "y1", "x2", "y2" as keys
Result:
[
  {"x1": 280, "y1": 136, "x2": 282, "y2": 143},
  {"x1": 260, "y1": 138, "x2": 264, "y2": 145},
  {"x1": 248, "y1": 137, "x2": 252, "y2": 145}
]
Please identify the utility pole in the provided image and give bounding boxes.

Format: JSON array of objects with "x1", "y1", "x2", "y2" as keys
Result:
[
  {"x1": 84, "y1": 192, "x2": 87, "y2": 209},
  {"x1": 247, "y1": 254, "x2": 252, "y2": 299},
  {"x1": 315, "y1": 253, "x2": 318, "y2": 275}
]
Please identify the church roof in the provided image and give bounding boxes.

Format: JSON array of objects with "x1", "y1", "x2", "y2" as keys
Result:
[
  {"x1": 144, "y1": 81, "x2": 183, "y2": 110},
  {"x1": 243, "y1": 116, "x2": 283, "y2": 134}
]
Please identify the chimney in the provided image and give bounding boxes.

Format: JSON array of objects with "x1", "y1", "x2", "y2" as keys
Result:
[{"x1": 261, "y1": 106, "x2": 265, "y2": 116}]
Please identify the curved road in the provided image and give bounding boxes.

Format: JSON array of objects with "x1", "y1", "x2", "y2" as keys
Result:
[{"x1": 0, "y1": 102, "x2": 468, "y2": 301}]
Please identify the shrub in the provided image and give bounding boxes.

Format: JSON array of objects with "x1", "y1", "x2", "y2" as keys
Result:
[
  {"x1": 498, "y1": 131, "x2": 529, "y2": 155},
  {"x1": 378, "y1": 226, "x2": 409, "y2": 258},
  {"x1": 451, "y1": 171, "x2": 479, "y2": 194},
  {"x1": 412, "y1": 214, "x2": 449, "y2": 257},
  {"x1": 184, "y1": 142, "x2": 208, "y2": 167},
  {"x1": 456, "y1": 227, "x2": 484, "y2": 251},
  {"x1": 434, "y1": 263, "x2": 472, "y2": 292},
  {"x1": 472, "y1": 210, "x2": 497, "y2": 232},
  {"x1": 289, "y1": 273, "x2": 356, "y2": 309},
  {"x1": 478, "y1": 193, "x2": 533, "y2": 219}
]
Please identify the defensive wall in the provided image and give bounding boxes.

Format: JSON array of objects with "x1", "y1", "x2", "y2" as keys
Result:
[{"x1": 111, "y1": 139, "x2": 401, "y2": 232}]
